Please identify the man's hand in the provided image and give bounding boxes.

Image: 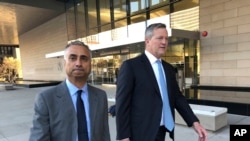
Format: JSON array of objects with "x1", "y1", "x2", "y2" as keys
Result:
[
  {"x1": 119, "y1": 138, "x2": 130, "y2": 141},
  {"x1": 193, "y1": 122, "x2": 208, "y2": 141}
]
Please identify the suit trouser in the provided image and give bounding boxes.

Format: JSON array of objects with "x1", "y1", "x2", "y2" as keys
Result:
[{"x1": 155, "y1": 126, "x2": 173, "y2": 141}]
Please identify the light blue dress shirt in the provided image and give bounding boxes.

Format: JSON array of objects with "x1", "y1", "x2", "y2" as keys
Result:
[
  {"x1": 66, "y1": 79, "x2": 91, "y2": 141},
  {"x1": 145, "y1": 50, "x2": 166, "y2": 126}
]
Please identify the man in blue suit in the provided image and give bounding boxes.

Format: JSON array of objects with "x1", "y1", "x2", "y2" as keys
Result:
[
  {"x1": 29, "y1": 41, "x2": 110, "y2": 141},
  {"x1": 116, "y1": 23, "x2": 207, "y2": 141}
]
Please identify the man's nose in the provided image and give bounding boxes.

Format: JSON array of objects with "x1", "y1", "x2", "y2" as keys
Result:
[
  {"x1": 161, "y1": 39, "x2": 167, "y2": 44},
  {"x1": 75, "y1": 58, "x2": 82, "y2": 66}
]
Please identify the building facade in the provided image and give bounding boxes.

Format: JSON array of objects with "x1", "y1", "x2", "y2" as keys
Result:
[{"x1": 17, "y1": 0, "x2": 250, "y2": 114}]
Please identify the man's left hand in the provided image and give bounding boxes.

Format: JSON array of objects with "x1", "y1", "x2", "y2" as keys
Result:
[{"x1": 192, "y1": 122, "x2": 208, "y2": 141}]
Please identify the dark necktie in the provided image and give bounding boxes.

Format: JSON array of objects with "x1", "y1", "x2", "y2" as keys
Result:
[
  {"x1": 156, "y1": 60, "x2": 174, "y2": 131},
  {"x1": 76, "y1": 90, "x2": 89, "y2": 141}
]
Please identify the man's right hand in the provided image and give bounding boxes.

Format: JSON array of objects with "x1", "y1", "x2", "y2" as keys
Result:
[{"x1": 119, "y1": 138, "x2": 130, "y2": 141}]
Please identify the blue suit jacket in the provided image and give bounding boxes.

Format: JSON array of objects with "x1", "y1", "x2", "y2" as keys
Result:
[{"x1": 116, "y1": 53, "x2": 198, "y2": 141}]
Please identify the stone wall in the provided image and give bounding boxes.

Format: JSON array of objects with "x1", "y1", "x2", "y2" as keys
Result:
[
  {"x1": 199, "y1": 0, "x2": 250, "y2": 102},
  {"x1": 19, "y1": 14, "x2": 68, "y2": 81}
]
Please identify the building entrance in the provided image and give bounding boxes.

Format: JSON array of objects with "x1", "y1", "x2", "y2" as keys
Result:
[{"x1": 89, "y1": 30, "x2": 200, "y2": 98}]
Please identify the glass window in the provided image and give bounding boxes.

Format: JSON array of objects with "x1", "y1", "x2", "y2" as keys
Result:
[
  {"x1": 114, "y1": 19, "x2": 127, "y2": 28},
  {"x1": 170, "y1": 0, "x2": 199, "y2": 31},
  {"x1": 66, "y1": 6, "x2": 77, "y2": 40},
  {"x1": 76, "y1": 2, "x2": 87, "y2": 38},
  {"x1": 65, "y1": 1, "x2": 87, "y2": 39},
  {"x1": 100, "y1": 0, "x2": 111, "y2": 32},
  {"x1": 101, "y1": 23, "x2": 112, "y2": 32},
  {"x1": 150, "y1": 5, "x2": 170, "y2": 19},
  {"x1": 131, "y1": 13, "x2": 146, "y2": 24},
  {"x1": 114, "y1": 0, "x2": 127, "y2": 21},
  {"x1": 88, "y1": 0, "x2": 98, "y2": 29},
  {"x1": 130, "y1": 0, "x2": 147, "y2": 14},
  {"x1": 89, "y1": 27, "x2": 98, "y2": 36},
  {"x1": 173, "y1": 0, "x2": 198, "y2": 12},
  {"x1": 150, "y1": 0, "x2": 169, "y2": 7}
]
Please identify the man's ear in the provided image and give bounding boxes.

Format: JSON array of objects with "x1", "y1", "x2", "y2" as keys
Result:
[
  {"x1": 145, "y1": 38, "x2": 149, "y2": 44},
  {"x1": 63, "y1": 59, "x2": 66, "y2": 66}
]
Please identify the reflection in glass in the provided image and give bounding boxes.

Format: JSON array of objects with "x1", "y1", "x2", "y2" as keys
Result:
[
  {"x1": 66, "y1": 6, "x2": 77, "y2": 40},
  {"x1": 114, "y1": 0, "x2": 127, "y2": 20},
  {"x1": 131, "y1": 13, "x2": 146, "y2": 24},
  {"x1": 88, "y1": 0, "x2": 98, "y2": 29},
  {"x1": 100, "y1": 0, "x2": 111, "y2": 32},
  {"x1": 115, "y1": 19, "x2": 127, "y2": 29},
  {"x1": 173, "y1": 0, "x2": 198, "y2": 12},
  {"x1": 76, "y1": 2, "x2": 86, "y2": 38},
  {"x1": 150, "y1": 5, "x2": 169, "y2": 19}
]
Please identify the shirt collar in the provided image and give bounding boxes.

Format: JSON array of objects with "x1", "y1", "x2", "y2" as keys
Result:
[
  {"x1": 145, "y1": 50, "x2": 161, "y2": 64},
  {"x1": 66, "y1": 79, "x2": 88, "y2": 96}
]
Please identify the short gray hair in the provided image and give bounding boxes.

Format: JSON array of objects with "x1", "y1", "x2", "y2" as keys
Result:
[
  {"x1": 145, "y1": 23, "x2": 166, "y2": 39},
  {"x1": 64, "y1": 40, "x2": 91, "y2": 59}
]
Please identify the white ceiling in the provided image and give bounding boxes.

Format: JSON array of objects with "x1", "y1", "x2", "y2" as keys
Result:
[{"x1": 0, "y1": 0, "x2": 65, "y2": 45}]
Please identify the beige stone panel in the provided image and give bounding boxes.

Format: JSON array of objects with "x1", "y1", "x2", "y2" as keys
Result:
[
  {"x1": 223, "y1": 52, "x2": 237, "y2": 60},
  {"x1": 19, "y1": 14, "x2": 68, "y2": 81},
  {"x1": 224, "y1": 0, "x2": 250, "y2": 10},
  {"x1": 199, "y1": 90, "x2": 226, "y2": 101},
  {"x1": 237, "y1": 60, "x2": 250, "y2": 68},
  {"x1": 211, "y1": 0, "x2": 231, "y2": 5},
  {"x1": 208, "y1": 91, "x2": 236, "y2": 98},
  {"x1": 200, "y1": 4, "x2": 223, "y2": 16},
  {"x1": 237, "y1": 32, "x2": 250, "y2": 43},
  {"x1": 210, "y1": 69, "x2": 224, "y2": 76},
  {"x1": 237, "y1": 76, "x2": 250, "y2": 86},
  {"x1": 200, "y1": 15, "x2": 212, "y2": 24},
  {"x1": 211, "y1": 76, "x2": 237, "y2": 86},
  {"x1": 200, "y1": 24, "x2": 211, "y2": 31},
  {"x1": 236, "y1": 50, "x2": 250, "y2": 60},
  {"x1": 238, "y1": 23, "x2": 250, "y2": 34},
  {"x1": 200, "y1": 61, "x2": 211, "y2": 69},
  {"x1": 223, "y1": 68, "x2": 238, "y2": 76},
  {"x1": 211, "y1": 26, "x2": 237, "y2": 37},
  {"x1": 200, "y1": 70, "x2": 211, "y2": 77},
  {"x1": 211, "y1": 60, "x2": 237, "y2": 69},
  {"x1": 236, "y1": 91, "x2": 250, "y2": 99},
  {"x1": 211, "y1": 37, "x2": 224, "y2": 45},
  {"x1": 201, "y1": 37, "x2": 223, "y2": 47},
  {"x1": 212, "y1": 9, "x2": 238, "y2": 22},
  {"x1": 224, "y1": 15, "x2": 250, "y2": 27},
  {"x1": 200, "y1": 38, "x2": 213, "y2": 46},
  {"x1": 199, "y1": 76, "x2": 211, "y2": 85},
  {"x1": 239, "y1": 5, "x2": 250, "y2": 16},
  {"x1": 201, "y1": 53, "x2": 224, "y2": 62},
  {"x1": 199, "y1": 0, "x2": 211, "y2": 8},
  {"x1": 200, "y1": 69, "x2": 223, "y2": 77},
  {"x1": 238, "y1": 42, "x2": 250, "y2": 51},
  {"x1": 211, "y1": 21, "x2": 224, "y2": 30},
  {"x1": 200, "y1": 45, "x2": 212, "y2": 54},
  {"x1": 200, "y1": 90, "x2": 249, "y2": 103},
  {"x1": 236, "y1": 68, "x2": 250, "y2": 77},
  {"x1": 224, "y1": 34, "x2": 238, "y2": 44},
  {"x1": 211, "y1": 43, "x2": 237, "y2": 53}
]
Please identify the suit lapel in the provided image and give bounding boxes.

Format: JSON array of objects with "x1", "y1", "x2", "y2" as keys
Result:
[
  {"x1": 54, "y1": 81, "x2": 78, "y2": 138},
  {"x1": 88, "y1": 85, "x2": 98, "y2": 133},
  {"x1": 161, "y1": 61, "x2": 174, "y2": 106},
  {"x1": 55, "y1": 82, "x2": 75, "y2": 108},
  {"x1": 140, "y1": 54, "x2": 161, "y2": 96}
]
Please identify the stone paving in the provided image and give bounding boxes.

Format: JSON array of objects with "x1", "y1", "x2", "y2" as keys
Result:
[{"x1": 0, "y1": 85, "x2": 249, "y2": 141}]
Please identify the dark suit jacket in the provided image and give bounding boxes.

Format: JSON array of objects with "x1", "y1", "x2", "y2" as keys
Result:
[
  {"x1": 116, "y1": 53, "x2": 198, "y2": 141},
  {"x1": 29, "y1": 81, "x2": 110, "y2": 141}
]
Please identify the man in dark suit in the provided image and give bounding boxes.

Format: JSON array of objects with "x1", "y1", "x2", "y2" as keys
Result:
[
  {"x1": 116, "y1": 23, "x2": 207, "y2": 141},
  {"x1": 29, "y1": 41, "x2": 110, "y2": 141}
]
